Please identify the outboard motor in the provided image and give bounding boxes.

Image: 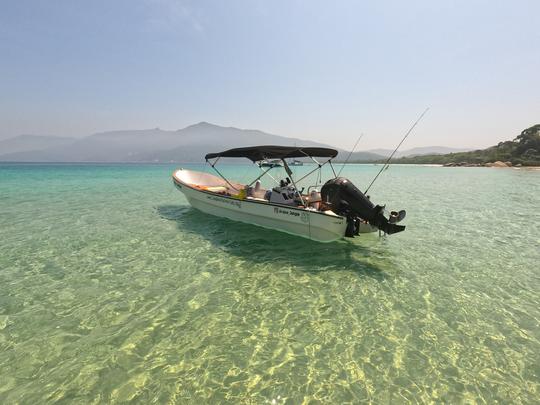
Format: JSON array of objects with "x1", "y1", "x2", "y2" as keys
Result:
[{"x1": 321, "y1": 177, "x2": 406, "y2": 236}]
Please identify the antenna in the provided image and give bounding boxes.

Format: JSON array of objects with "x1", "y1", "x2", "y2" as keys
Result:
[
  {"x1": 337, "y1": 133, "x2": 364, "y2": 178},
  {"x1": 364, "y1": 107, "x2": 430, "y2": 194}
]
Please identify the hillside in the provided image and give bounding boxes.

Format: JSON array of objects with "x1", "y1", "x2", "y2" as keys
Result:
[{"x1": 389, "y1": 125, "x2": 540, "y2": 166}]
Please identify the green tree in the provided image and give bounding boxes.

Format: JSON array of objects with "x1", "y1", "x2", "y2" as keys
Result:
[{"x1": 514, "y1": 124, "x2": 540, "y2": 155}]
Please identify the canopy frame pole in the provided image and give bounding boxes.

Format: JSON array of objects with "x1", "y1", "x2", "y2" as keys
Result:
[
  {"x1": 247, "y1": 165, "x2": 275, "y2": 187},
  {"x1": 206, "y1": 158, "x2": 240, "y2": 192},
  {"x1": 302, "y1": 153, "x2": 323, "y2": 187},
  {"x1": 311, "y1": 157, "x2": 321, "y2": 165},
  {"x1": 294, "y1": 164, "x2": 322, "y2": 184},
  {"x1": 300, "y1": 150, "x2": 324, "y2": 168},
  {"x1": 329, "y1": 160, "x2": 338, "y2": 177},
  {"x1": 294, "y1": 158, "x2": 332, "y2": 184},
  {"x1": 255, "y1": 163, "x2": 280, "y2": 186},
  {"x1": 266, "y1": 172, "x2": 280, "y2": 186},
  {"x1": 281, "y1": 159, "x2": 306, "y2": 206}
]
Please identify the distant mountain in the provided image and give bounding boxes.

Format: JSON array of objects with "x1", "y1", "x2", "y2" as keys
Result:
[
  {"x1": 0, "y1": 134, "x2": 75, "y2": 155},
  {"x1": 366, "y1": 146, "x2": 473, "y2": 158},
  {"x1": 130, "y1": 122, "x2": 347, "y2": 163},
  {"x1": 0, "y1": 122, "x2": 375, "y2": 163},
  {"x1": 0, "y1": 122, "x2": 477, "y2": 164},
  {"x1": 0, "y1": 128, "x2": 186, "y2": 162}
]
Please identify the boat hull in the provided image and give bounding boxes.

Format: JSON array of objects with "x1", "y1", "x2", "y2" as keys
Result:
[{"x1": 173, "y1": 169, "x2": 348, "y2": 242}]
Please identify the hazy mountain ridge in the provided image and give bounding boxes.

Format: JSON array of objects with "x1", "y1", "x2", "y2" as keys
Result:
[
  {"x1": 366, "y1": 146, "x2": 473, "y2": 158},
  {"x1": 0, "y1": 122, "x2": 465, "y2": 163},
  {"x1": 0, "y1": 123, "x2": 347, "y2": 162},
  {"x1": 0, "y1": 135, "x2": 76, "y2": 155}
]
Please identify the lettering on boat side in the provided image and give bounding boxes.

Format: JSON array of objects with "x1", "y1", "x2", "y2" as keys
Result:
[
  {"x1": 273, "y1": 207, "x2": 302, "y2": 220},
  {"x1": 206, "y1": 195, "x2": 241, "y2": 209}
]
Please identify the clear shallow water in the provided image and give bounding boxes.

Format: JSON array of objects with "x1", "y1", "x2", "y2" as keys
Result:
[{"x1": 0, "y1": 163, "x2": 539, "y2": 404}]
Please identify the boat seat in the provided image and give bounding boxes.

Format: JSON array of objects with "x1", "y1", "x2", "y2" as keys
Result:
[
  {"x1": 206, "y1": 186, "x2": 228, "y2": 193},
  {"x1": 193, "y1": 184, "x2": 228, "y2": 193}
]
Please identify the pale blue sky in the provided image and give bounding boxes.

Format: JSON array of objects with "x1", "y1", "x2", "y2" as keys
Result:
[{"x1": 1, "y1": 0, "x2": 538, "y2": 149}]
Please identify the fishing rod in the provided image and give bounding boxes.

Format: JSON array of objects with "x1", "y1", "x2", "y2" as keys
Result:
[
  {"x1": 337, "y1": 133, "x2": 364, "y2": 177},
  {"x1": 364, "y1": 107, "x2": 430, "y2": 194}
]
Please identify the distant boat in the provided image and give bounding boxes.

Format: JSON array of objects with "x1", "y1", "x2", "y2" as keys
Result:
[
  {"x1": 259, "y1": 159, "x2": 283, "y2": 168},
  {"x1": 172, "y1": 145, "x2": 406, "y2": 242},
  {"x1": 288, "y1": 159, "x2": 303, "y2": 166}
]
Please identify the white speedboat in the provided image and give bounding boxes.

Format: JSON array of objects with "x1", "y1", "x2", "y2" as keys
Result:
[
  {"x1": 259, "y1": 159, "x2": 282, "y2": 168},
  {"x1": 172, "y1": 146, "x2": 406, "y2": 243},
  {"x1": 288, "y1": 159, "x2": 304, "y2": 166}
]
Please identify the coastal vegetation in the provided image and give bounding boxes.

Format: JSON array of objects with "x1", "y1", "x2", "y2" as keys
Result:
[{"x1": 387, "y1": 125, "x2": 540, "y2": 166}]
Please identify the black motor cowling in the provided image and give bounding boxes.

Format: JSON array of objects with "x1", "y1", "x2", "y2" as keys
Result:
[{"x1": 321, "y1": 177, "x2": 405, "y2": 235}]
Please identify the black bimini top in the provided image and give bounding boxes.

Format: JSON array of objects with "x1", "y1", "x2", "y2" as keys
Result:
[{"x1": 205, "y1": 145, "x2": 338, "y2": 162}]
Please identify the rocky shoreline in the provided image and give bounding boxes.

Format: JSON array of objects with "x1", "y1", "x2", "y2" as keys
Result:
[{"x1": 442, "y1": 160, "x2": 522, "y2": 168}]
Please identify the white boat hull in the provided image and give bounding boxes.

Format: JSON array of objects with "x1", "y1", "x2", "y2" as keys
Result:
[{"x1": 172, "y1": 169, "x2": 350, "y2": 242}]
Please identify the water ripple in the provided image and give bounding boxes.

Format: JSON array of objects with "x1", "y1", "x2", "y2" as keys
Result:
[{"x1": 0, "y1": 163, "x2": 538, "y2": 403}]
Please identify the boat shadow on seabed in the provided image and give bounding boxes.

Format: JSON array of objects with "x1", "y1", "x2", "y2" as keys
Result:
[{"x1": 156, "y1": 205, "x2": 396, "y2": 281}]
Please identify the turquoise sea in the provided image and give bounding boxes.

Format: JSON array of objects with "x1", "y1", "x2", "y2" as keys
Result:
[{"x1": 0, "y1": 162, "x2": 539, "y2": 404}]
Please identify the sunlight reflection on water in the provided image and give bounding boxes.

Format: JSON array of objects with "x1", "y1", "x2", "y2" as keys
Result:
[{"x1": 0, "y1": 163, "x2": 538, "y2": 403}]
